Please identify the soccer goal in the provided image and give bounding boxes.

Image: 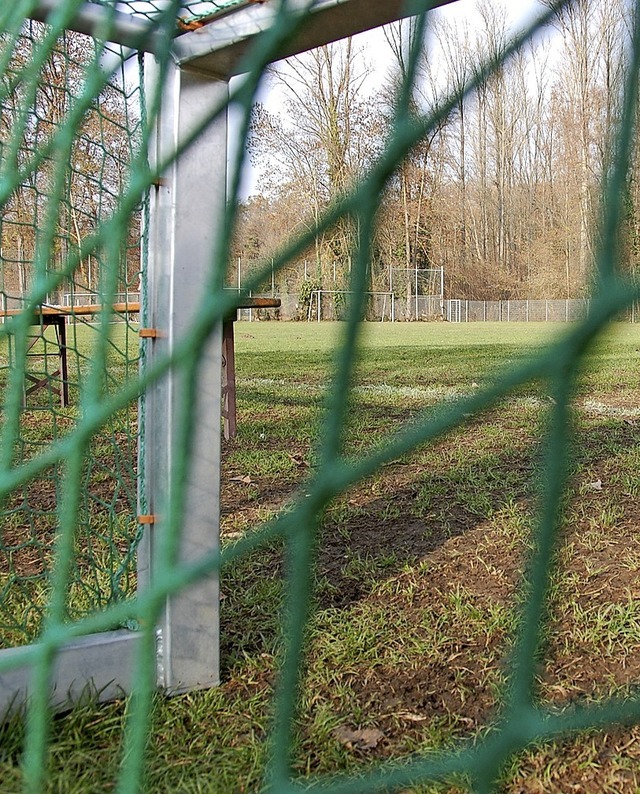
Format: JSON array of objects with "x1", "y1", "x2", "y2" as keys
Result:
[
  {"x1": 447, "y1": 298, "x2": 462, "y2": 322},
  {"x1": 2, "y1": 1, "x2": 640, "y2": 793},
  {"x1": 389, "y1": 265, "x2": 444, "y2": 320},
  {"x1": 1, "y1": 0, "x2": 442, "y2": 732},
  {"x1": 308, "y1": 289, "x2": 395, "y2": 322}
]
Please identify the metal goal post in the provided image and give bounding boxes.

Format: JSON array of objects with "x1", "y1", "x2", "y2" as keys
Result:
[
  {"x1": 308, "y1": 290, "x2": 396, "y2": 322},
  {"x1": 0, "y1": 0, "x2": 448, "y2": 720}
]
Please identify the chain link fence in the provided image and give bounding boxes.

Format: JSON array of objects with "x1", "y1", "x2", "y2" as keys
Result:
[
  {"x1": 234, "y1": 295, "x2": 640, "y2": 323},
  {"x1": 445, "y1": 298, "x2": 640, "y2": 323}
]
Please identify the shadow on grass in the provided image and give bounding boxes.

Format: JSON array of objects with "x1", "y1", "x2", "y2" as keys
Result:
[{"x1": 220, "y1": 408, "x2": 640, "y2": 676}]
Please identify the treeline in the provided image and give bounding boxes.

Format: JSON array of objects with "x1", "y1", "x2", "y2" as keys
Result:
[
  {"x1": 0, "y1": 23, "x2": 141, "y2": 303},
  {"x1": 235, "y1": 0, "x2": 640, "y2": 303}
]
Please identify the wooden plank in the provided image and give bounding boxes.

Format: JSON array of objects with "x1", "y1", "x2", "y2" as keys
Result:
[
  {"x1": 0, "y1": 303, "x2": 140, "y2": 318},
  {"x1": 2, "y1": 297, "x2": 279, "y2": 417},
  {"x1": 0, "y1": 298, "x2": 279, "y2": 319}
]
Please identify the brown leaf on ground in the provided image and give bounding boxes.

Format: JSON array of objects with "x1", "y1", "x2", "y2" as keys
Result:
[{"x1": 334, "y1": 726, "x2": 385, "y2": 751}]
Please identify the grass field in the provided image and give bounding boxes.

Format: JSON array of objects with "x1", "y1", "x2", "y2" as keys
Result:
[
  {"x1": 0, "y1": 319, "x2": 140, "y2": 647},
  {"x1": 2, "y1": 320, "x2": 640, "y2": 792}
]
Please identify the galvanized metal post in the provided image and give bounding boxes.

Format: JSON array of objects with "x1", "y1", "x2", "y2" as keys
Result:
[{"x1": 140, "y1": 58, "x2": 226, "y2": 693}]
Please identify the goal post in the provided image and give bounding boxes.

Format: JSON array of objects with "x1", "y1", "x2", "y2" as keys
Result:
[
  {"x1": 139, "y1": 58, "x2": 226, "y2": 693},
  {"x1": 308, "y1": 290, "x2": 395, "y2": 322},
  {"x1": 388, "y1": 266, "x2": 444, "y2": 320},
  {"x1": 0, "y1": 33, "x2": 228, "y2": 716}
]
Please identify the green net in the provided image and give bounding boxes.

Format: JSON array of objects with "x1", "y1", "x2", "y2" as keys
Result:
[
  {"x1": 99, "y1": 0, "x2": 259, "y2": 24},
  {"x1": 0, "y1": 21, "x2": 142, "y2": 647},
  {"x1": 1, "y1": 0, "x2": 640, "y2": 793}
]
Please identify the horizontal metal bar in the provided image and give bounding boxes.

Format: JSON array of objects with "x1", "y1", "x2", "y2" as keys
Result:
[
  {"x1": 172, "y1": 0, "x2": 460, "y2": 76},
  {"x1": 27, "y1": 0, "x2": 164, "y2": 52},
  {"x1": 26, "y1": 0, "x2": 460, "y2": 68},
  {"x1": 0, "y1": 630, "x2": 142, "y2": 717}
]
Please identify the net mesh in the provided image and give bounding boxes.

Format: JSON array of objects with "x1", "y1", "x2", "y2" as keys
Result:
[
  {"x1": 0, "y1": 1, "x2": 639, "y2": 793},
  {"x1": 41, "y1": 1, "x2": 273, "y2": 34},
  {"x1": 0, "y1": 21, "x2": 142, "y2": 648}
]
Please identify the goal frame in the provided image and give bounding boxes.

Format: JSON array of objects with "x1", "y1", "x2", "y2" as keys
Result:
[
  {"x1": 0, "y1": 0, "x2": 461, "y2": 714},
  {"x1": 308, "y1": 289, "x2": 396, "y2": 322}
]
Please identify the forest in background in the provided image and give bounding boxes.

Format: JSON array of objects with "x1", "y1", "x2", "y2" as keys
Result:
[
  {"x1": 234, "y1": 0, "x2": 640, "y2": 308},
  {"x1": 0, "y1": 23, "x2": 141, "y2": 305},
  {"x1": 3, "y1": 2, "x2": 640, "y2": 313}
]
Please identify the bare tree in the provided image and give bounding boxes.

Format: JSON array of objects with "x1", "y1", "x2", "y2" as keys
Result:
[
  {"x1": 248, "y1": 39, "x2": 379, "y2": 285},
  {"x1": 0, "y1": 23, "x2": 137, "y2": 300},
  {"x1": 376, "y1": 18, "x2": 451, "y2": 318},
  {"x1": 238, "y1": 0, "x2": 638, "y2": 306}
]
